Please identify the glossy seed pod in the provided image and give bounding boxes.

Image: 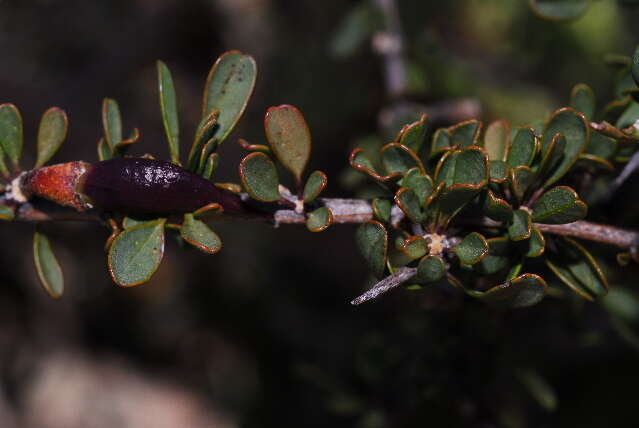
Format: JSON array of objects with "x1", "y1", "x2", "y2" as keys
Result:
[{"x1": 21, "y1": 158, "x2": 244, "y2": 215}]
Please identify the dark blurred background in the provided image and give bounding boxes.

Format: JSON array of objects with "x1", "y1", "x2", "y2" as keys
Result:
[{"x1": 2, "y1": 1, "x2": 639, "y2": 427}]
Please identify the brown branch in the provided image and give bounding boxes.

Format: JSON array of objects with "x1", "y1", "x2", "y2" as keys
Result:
[
  {"x1": 535, "y1": 221, "x2": 639, "y2": 249},
  {"x1": 5, "y1": 185, "x2": 639, "y2": 251}
]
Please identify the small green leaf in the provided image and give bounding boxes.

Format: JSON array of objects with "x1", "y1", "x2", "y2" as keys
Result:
[
  {"x1": 536, "y1": 133, "x2": 566, "y2": 181},
  {"x1": 381, "y1": 143, "x2": 423, "y2": 175},
  {"x1": 306, "y1": 206, "x2": 333, "y2": 232},
  {"x1": 400, "y1": 236, "x2": 428, "y2": 260},
  {"x1": 349, "y1": 147, "x2": 382, "y2": 180},
  {"x1": 570, "y1": 83, "x2": 596, "y2": 120},
  {"x1": 188, "y1": 111, "x2": 219, "y2": 171},
  {"x1": 265, "y1": 105, "x2": 312, "y2": 185},
  {"x1": 35, "y1": 107, "x2": 68, "y2": 168},
  {"x1": 483, "y1": 120, "x2": 510, "y2": 161},
  {"x1": 531, "y1": 186, "x2": 587, "y2": 224},
  {"x1": 202, "y1": 51, "x2": 257, "y2": 142},
  {"x1": 97, "y1": 137, "x2": 112, "y2": 161},
  {"x1": 483, "y1": 190, "x2": 513, "y2": 223},
  {"x1": 480, "y1": 273, "x2": 547, "y2": 308},
  {"x1": 0, "y1": 204, "x2": 14, "y2": 221},
  {"x1": 476, "y1": 237, "x2": 511, "y2": 275},
  {"x1": 395, "y1": 187, "x2": 423, "y2": 223},
  {"x1": 615, "y1": 101, "x2": 639, "y2": 129},
  {"x1": 510, "y1": 165, "x2": 535, "y2": 202},
  {"x1": 303, "y1": 170, "x2": 328, "y2": 203},
  {"x1": 540, "y1": 108, "x2": 589, "y2": 186},
  {"x1": 586, "y1": 131, "x2": 617, "y2": 160},
  {"x1": 509, "y1": 209, "x2": 532, "y2": 241},
  {"x1": 416, "y1": 255, "x2": 446, "y2": 283},
  {"x1": 33, "y1": 231, "x2": 64, "y2": 298},
  {"x1": 430, "y1": 128, "x2": 451, "y2": 157},
  {"x1": 197, "y1": 137, "x2": 219, "y2": 174},
  {"x1": 108, "y1": 219, "x2": 166, "y2": 287},
  {"x1": 202, "y1": 152, "x2": 220, "y2": 180},
  {"x1": 399, "y1": 168, "x2": 433, "y2": 205},
  {"x1": 157, "y1": 60, "x2": 180, "y2": 164},
  {"x1": 546, "y1": 237, "x2": 608, "y2": 300},
  {"x1": 449, "y1": 120, "x2": 481, "y2": 148},
  {"x1": 528, "y1": 0, "x2": 590, "y2": 21},
  {"x1": 437, "y1": 184, "x2": 482, "y2": 220},
  {"x1": 396, "y1": 114, "x2": 428, "y2": 154},
  {"x1": 181, "y1": 214, "x2": 222, "y2": 254},
  {"x1": 435, "y1": 146, "x2": 488, "y2": 187},
  {"x1": 239, "y1": 152, "x2": 280, "y2": 202},
  {"x1": 102, "y1": 98, "x2": 122, "y2": 149},
  {"x1": 0, "y1": 103, "x2": 23, "y2": 168},
  {"x1": 508, "y1": 126, "x2": 538, "y2": 167},
  {"x1": 490, "y1": 160, "x2": 509, "y2": 183},
  {"x1": 523, "y1": 225, "x2": 545, "y2": 258},
  {"x1": 372, "y1": 198, "x2": 392, "y2": 223},
  {"x1": 454, "y1": 232, "x2": 489, "y2": 265},
  {"x1": 356, "y1": 220, "x2": 388, "y2": 279}
]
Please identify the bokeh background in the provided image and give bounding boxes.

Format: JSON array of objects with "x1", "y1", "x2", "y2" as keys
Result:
[{"x1": 2, "y1": 1, "x2": 639, "y2": 427}]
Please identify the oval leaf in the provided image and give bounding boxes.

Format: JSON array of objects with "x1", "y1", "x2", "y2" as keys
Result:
[
  {"x1": 35, "y1": 107, "x2": 68, "y2": 168},
  {"x1": 509, "y1": 209, "x2": 532, "y2": 241},
  {"x1": 400, "y1": 236, "x2": 428, "y2": 260},
  {"x1": 395, "y1": 187, "x2": 423, "y2": 223},
  {"x1": 108, "y1": 219, "x2": 166, "y2": 287},
  {"x1": 540, "y1": 108, "x2": 589, "y2": 186},
  {"x1": 264, "y1": 104, "x2": 312, "y2": 184},
  {"x1": 416, "y1": 255, "x2": 446, "y2": 283},
  {"x1": 372, "y1": 198, "x2": 392, "y2": 223},
  {"x1": 181, "y1": 213, "x2": 221, "y2": 254},
  {"x1": 102, "y1": 98, "x2": 122, "y2": 149},
  {"x1": 480, "y1": 273, "x2": 547, "y2": 308},
  {"x1": 202, "y1": 51, "x2": 257, "y2": 142},
  {"x1": 306, "y1": 206, "x2": 333, "y2": 232},
  {"x1": 239, "y1": 152, "x2": 280, "y2": 202},
  {"x1": 507, "y1": 127, "x2": 538, "y2": 167},
  {"x1": 33, "y1": 231, "x2": 64, "y2": 298},
  {"x1": 454, "y1": 232, "x2": 488, "y2": 265},
  {"x1": 484, "y1": 120, "x2": 510, "y2": 161},
  {"x1": 0, "y1": 103, "x2": 23, "y2": 168},
  {"x1": 570, "y1": 83, "x2": 596, "y2": 120},
  {"x1": 356, "y1": 221, "x2": 388, "y2": 279},
  {"x1": 483, "y1": 190, "x2": 513, "y2": 223},
  {"x1": 531, "y1": 186, "x2": 587, "y2": 224},
  {"x1": 396, "y1": 114, "x2": 428, "y2": 154},
  {"x1": 303, "y1": 170, "x2": 328, "y2": 203},
  {"x1": 381, "y1": 143, "x2": 423, "y2": 175},
  {"x1": 157, "y1": 60, "x2": 180, "y2": 164},
  {"x1": 448, "y1": 120, "x2": 481, "y2": 148}
]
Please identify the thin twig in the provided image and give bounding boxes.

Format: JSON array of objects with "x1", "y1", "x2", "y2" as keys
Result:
[
  {"x1": 350, "y1": 266, "x2": 417, "y2": 305},
  {"x1": 5, "y1": 190, "x2": 639, "y2": 250}
]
